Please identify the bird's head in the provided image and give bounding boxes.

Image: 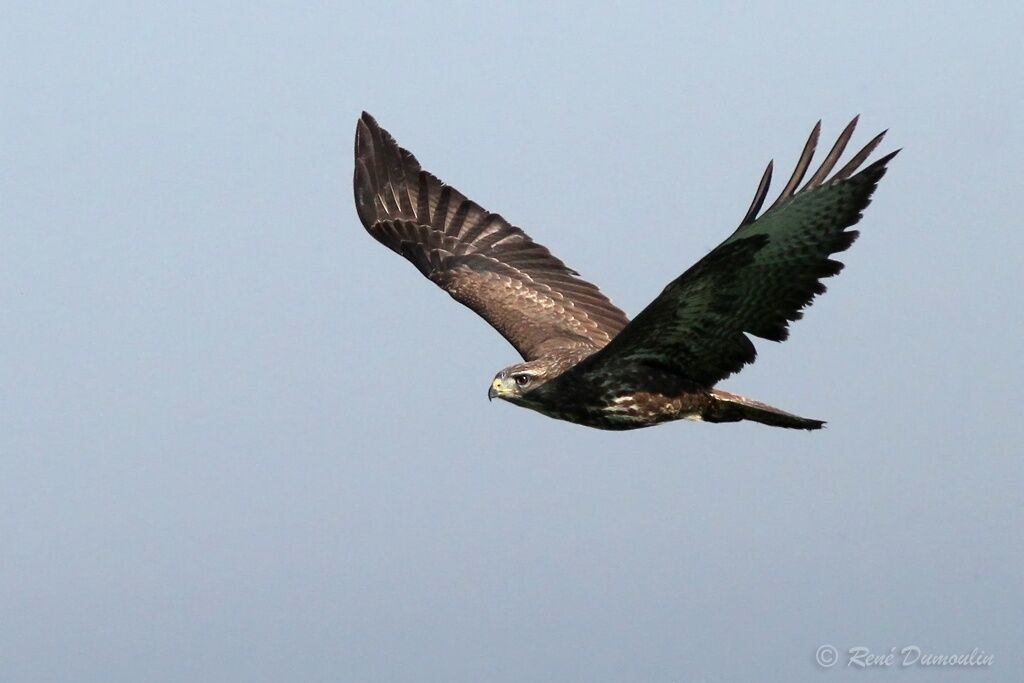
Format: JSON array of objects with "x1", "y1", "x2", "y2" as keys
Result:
[{"x1": 488, "y1": 360, "x2": 557, "y2": 404}]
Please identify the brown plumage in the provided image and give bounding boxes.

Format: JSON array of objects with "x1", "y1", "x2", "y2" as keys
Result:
[{"x1": 353, "y1": 112, "x2": 898, "y2": 430}]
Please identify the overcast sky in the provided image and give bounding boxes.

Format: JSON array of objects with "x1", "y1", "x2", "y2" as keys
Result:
[{"x1": 2, "y1": 2, "x2": 1022, "y2": 681}]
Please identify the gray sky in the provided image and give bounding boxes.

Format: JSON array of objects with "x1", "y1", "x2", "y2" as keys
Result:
[{"x1": 2, "y1": 2, "x2": 1022, "y2": 681}]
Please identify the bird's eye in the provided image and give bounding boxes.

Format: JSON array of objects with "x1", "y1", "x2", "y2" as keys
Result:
[{"x1": 513, "y1": 374, "x2": 530, "y2": 387}]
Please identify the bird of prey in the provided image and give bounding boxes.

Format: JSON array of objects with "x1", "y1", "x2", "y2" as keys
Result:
[{"x1": 353, "y1": 112, "x2": 897, "y2": 430}]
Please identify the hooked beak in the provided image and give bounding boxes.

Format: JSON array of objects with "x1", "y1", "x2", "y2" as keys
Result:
[{"x1": 488, "y1": 377, "x2": 504, "y2": 402}]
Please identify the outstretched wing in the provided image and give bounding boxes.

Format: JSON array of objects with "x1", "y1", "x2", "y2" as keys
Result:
[
  {"x1": 578, "y1": 117, "x2": 898, "y2": 387},
  {"x1": 354, "y1": 112, "x2": 629, "y2": 361}
]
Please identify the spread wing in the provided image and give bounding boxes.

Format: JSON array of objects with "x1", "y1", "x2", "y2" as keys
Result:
[
  {"x1": 354, "y1": 112, "x2": 629, "y2": 361},
  {"x1": 578, "y1": 117, "x2": 899, "y2": 387}
]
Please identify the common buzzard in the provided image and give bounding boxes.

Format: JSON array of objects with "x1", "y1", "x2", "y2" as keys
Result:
[{"x1": 354, "y1": 112, "x2": 896, "y2": 430}]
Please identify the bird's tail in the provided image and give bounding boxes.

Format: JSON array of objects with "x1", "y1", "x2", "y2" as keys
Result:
[{"x1": 707, "y1": 389, "x2": 825, "y2": 430}]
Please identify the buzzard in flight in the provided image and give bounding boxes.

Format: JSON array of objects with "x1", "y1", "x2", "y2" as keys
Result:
[{"x1": 354, "y1": 112, "x2": 896, "y2": 430}]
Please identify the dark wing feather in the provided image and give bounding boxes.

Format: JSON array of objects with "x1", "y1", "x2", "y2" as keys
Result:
[
  {"x1": 354, "y1": 112, "x2": 629, "y2": 361},
  {"x1": 578, "y1": 118, "x2": 898, "y2": 387}
]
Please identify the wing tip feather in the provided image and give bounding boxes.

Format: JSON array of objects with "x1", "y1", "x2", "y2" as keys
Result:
[{"x1": 740, "y1": 118, "x2": 897, "y2": 227}]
